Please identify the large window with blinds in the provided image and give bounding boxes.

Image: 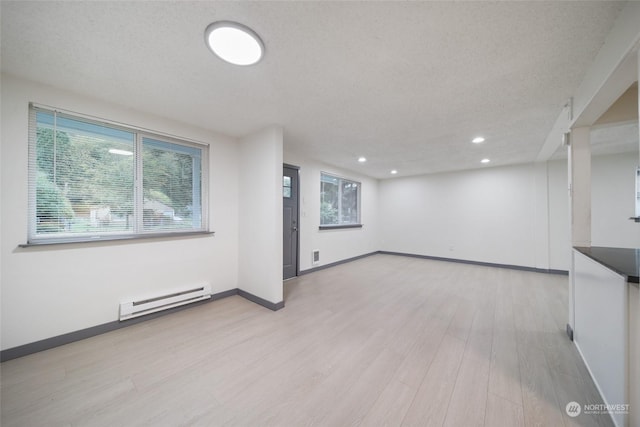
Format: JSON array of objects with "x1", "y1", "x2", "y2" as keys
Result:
[
  {"x1": 320, "y1": 172, "x2": 361, "y2": 228},
  {"x1": 28, "y1": 105, "x2": 208, "y2": 244}
]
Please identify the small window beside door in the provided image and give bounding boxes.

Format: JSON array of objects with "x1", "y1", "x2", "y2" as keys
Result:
[{"x1": 283, "y1": 176, "x2": 292, "y2": 198}]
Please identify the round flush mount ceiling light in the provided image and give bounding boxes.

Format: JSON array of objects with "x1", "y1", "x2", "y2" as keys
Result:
[
  {"x1": 390, "y1": 170, "x2": 398, "y2": 175},
  {"x1": 481, "y1": 158, "x2": 491, "y2": 164},
  {"x1": 205, "y1": 21, "x2": 264, "y2": 66},
  {"x1": 472, "y1": 136, "x2": 485, "y2": 144},
  {"x1": 358, "y1": 157, "x2": 367, "y2": 163}
]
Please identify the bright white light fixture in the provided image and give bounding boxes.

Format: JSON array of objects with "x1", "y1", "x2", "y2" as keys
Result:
[
  {"x1": 481, "y1": 158, "x2": 490, "y2": 164},
  {"x1": 109, "y1": 148, "x2": 133, "y2": 156},
  {"x1": 358, "y1": 157, "x2": 367, "y2": 163},
  {"x1": 472, "y1": 136, "x2": 485, "y2": 144},
  {"x1": 390, "y1": 170, "x2": 398, "y2": 174},
  {"x1": 205, "y1": 21, "x2": 264, "y2": 66}
]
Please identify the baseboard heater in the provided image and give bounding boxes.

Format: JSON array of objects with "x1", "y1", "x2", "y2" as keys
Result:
[{"x1": 119, "y1": 284, "x2": 212, "y2": 321}]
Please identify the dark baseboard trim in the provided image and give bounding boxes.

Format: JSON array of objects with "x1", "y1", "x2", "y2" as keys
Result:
[
  {"x1": 299, "y1": 251, "x2": 379, "y2": 275},
  {"x1": 237, "y1": 289, "x2": 284, "y2": 311},
  {"x1": 378, "y1": 251, "x2": 569, "y2": 275},
  {"x1": 1, "y1": 287, "x2": 283, "y2": 362},
  {"x1": 1, "y1": 321, "x2": 120, "y2": 363},
  {"x1": 211, "y1": 288, "x2": 241, "y2": 301},
  {"x1": 566, "y1": 323, "x2": 574, "y2": 341},
  {"x1": 548, "y1": 269, "x2": 569, "y2": 276},
  {"x1": 299, "y1": 250, "x2": 568, "y2": 277}
]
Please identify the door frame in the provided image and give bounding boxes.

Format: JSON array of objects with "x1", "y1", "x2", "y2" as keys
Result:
[{"x1": 284, "y1": 163, "x2": 301, "y2": 278}]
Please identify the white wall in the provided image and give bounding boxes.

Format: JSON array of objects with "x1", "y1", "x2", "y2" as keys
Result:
[
  {"x1": 591, "y1": 152, "x2": 640, "y2": 248},
  {"x1": 1, "y1": 74, "x2": 240, "y2": 350},
  {"x1": 282, "y1": 153, "x2": 575, "y2": 272},
  {"x1": 548, "y1": 159, "x2": 571, "y2": 270},
  {"x1": 238, "y1": 127, "x2": 283, "y2": 304},
  {"x1": 379, "y1": 163, "x2": 555, "y2": 269},
  {"x1": 284, "y1": 151, "x2": 379, "y2": 271},
  {"x1": 545, "y1": 151, "x2": 640, "y2": 270}
]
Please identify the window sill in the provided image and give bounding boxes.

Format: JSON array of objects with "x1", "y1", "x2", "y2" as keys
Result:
[
  {"x1": 319, "y1": 224, "x2": 363, "y2": 231},
  {"x1": 19, "y1": 231, "x2": 215, "y2": 248}
]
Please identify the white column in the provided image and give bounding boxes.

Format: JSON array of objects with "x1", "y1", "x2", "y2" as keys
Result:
[
  {"x1": 631, "y1": 49, "x2": 640, "y2": 427},
  {"x1": 569, "y1": 127, "x2": 591, "y2": 247},
  {"x1": 238, "y1": 126, "x2": 284, "y2": 306},
  {"x1": 533, "y1": 162, "x2": 550, "y2": 270},
  {"x1": 567, "y1": 126, "x2": 591, "y2": 333}
]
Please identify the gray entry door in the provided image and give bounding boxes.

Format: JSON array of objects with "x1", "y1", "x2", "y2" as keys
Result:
[{"x1": 283, "y1": 166, "x2": 299, "y2": 279}]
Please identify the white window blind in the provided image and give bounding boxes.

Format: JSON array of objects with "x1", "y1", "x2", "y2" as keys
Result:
[{"x1": 28, "y1": 105, "x2": 208, "y2": 244}]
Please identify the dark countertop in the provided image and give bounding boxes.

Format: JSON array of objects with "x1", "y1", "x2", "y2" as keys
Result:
[{"x1": 574, "y1": 246, "x2": 640, "y2": 284}]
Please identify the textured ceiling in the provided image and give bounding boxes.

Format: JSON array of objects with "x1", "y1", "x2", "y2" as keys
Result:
[{"x1": 0, "y1": 1, "x2": 626, "y2": 179}]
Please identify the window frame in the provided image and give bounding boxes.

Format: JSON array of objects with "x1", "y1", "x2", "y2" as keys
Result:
[
  {"x1": 319, "y1": 171, "x2": 362, "y2": 230},
  {"x1": 26, "y1": 103, "x2": 210, "y2": 245}
]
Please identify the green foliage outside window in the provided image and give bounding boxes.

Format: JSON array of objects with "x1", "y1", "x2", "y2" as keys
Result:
[
  {"x1": 320, "y1": 173, "x2": 360, "y2": 226},
  {"x1": 30, "y1": 107, "x2": 206, "y2": 242}
]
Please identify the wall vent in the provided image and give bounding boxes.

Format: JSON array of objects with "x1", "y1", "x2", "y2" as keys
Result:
[
  {"x1": 312, "y1": 249, "x2": 320, "y2": 265},
  {"x1": 119, "y1": 284, "x2": 212, "y2": 321}
]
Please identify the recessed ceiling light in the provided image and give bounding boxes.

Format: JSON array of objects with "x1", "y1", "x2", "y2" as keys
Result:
[
  {"x1": 481, "y1": 158, "x2": 490, "y2": 164},
  {"x1": 472, "y1": 137, "x2": 485, "y2": 144},
  {"x1": 358, "y1": 157, "x2": 367, "y2": 163},
  {"x1": 205, "y1": 21, "x2": 264, "y2": 66},
  {"x1": 390, "y1": 170, "x2": 398, "y2": 174}
]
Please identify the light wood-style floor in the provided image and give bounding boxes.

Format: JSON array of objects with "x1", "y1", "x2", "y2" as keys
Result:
[{"x1": 1, "y1": 254, "x2": 613, "y2": 426}]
